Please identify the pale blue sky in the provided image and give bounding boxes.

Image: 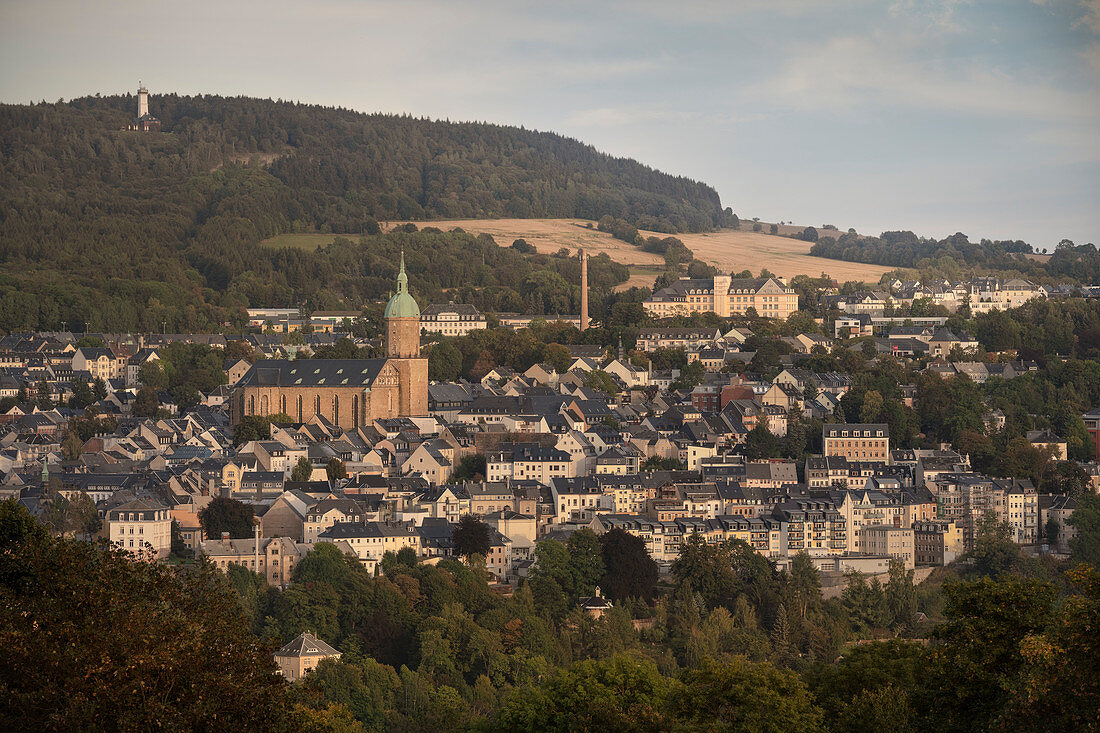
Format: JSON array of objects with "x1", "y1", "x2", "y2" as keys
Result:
[{"x1": 2, "y1": 0, "x2": 1097, "y2": 248}]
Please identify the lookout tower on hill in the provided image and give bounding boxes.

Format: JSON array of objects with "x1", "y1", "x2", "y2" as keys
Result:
[{"x1": 129, "y1": 81, "x2": 161, "y2": 132}]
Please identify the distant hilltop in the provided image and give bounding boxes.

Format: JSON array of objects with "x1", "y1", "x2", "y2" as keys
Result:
[{"x1": 0, "y1": 92, "x2": 739, "y2": 331}]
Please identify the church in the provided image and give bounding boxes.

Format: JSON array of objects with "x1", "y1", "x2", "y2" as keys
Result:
[{"x1": 232, "y1": 255, "x2": 428, "y2": 429}]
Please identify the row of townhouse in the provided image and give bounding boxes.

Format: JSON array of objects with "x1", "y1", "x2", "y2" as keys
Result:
[
  {"x1": 926, "y1": 473, "x2": 1040, "y2": 550},
  {"x1": 833, "y1": 278, "x2": 1047, "y2": 316},
  {"x1": 591, "y1": 503, "x2": 948, "y2": 570},
  {"x1": 486, "y1": 442, "x2": 575, "y2": 484}
]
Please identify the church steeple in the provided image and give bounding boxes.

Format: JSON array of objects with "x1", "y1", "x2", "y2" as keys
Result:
[
  {"x1": 385, "y1": 250, "x2": 421, "y2": 358},
  {"x1": 385, "y1": 251, "x2": 419, "y2": 320},
  {"x1": 397, "y1": 251, "x2": 408, "y2": 292}
]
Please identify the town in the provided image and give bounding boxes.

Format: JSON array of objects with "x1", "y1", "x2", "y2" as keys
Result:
[
  {"x1": 6, "y1": 0, "x2": 1100, "y2": 725},
  {"x1": 5, "y1": 255, "x2": 1097, "y2": 611}
]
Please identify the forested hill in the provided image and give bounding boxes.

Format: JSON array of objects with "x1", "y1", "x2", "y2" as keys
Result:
[{"x1": 0, "y1": 94, "x2": 730, "y2": 332}]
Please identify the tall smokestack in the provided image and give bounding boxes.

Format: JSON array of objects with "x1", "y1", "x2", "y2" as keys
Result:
[{"x1": 580, "y1": 250, "x2": 589, "y2": 331}]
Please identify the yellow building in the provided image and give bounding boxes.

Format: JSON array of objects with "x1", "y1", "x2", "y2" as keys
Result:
[
  {"x1": 823, "y1": 424, "x2": 891, "y2": 463},
  {"x1": 199, "y1": 535, "x2": 309, "y2": 587},
  {"x1": 643, "y1": 276, "x2": 798, "y2": 319},
  {"x1": 860, "y1": 525, "x2": 916, "y2": 569},
  {"x1": 107, "y1": 498, "x2": 172, "y2": 559},
  {"x1": 274, "y1": 632, "x2": 341, "y2": 682}
]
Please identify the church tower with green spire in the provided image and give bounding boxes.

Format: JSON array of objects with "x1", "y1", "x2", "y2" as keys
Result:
[
  {"x1": 383, "y1": 252, "x2": 428, "y2": 416},
  {"x1": 385, "y1": 252, "x2": 421, "y2": 359},
  {"x1": 231, "y1": 251, "x2": 428, "y2": 429}
]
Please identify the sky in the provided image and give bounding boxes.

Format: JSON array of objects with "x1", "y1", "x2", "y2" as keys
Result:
[{"x1": 1, "y1": 0, "x2": 1098, "y2": 249}]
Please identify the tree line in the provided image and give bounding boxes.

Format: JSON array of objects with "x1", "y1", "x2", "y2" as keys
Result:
[
  {"x1": 809, "y1": 230, "x2": 1099, "y2": 284},
  {"x1": 5, "y1": 498, "x2": 1099, "y2": 731}
]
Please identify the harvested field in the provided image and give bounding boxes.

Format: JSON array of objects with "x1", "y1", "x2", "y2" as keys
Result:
[
  {"x1": 399, "y1": 218, "x2": 891, "y2": 283},
  {"x1": 667, "y1": 228, "x2": 892, "y2": 282}
]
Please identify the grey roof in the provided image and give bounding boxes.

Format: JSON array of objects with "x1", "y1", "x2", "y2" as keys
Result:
[
  {"x1": 319, "y1": 520, "x2": 419, "y2": 540},
  {"x1": 823, "y1": 423, "x2": 889, "y2": 438},
  {"x1": 275, "y1": 632, "x2": 341, "y2": 658},
  {"x1": 429, "y1": 383, "x2": 475, "y2": 403},
  {"x1": 421, "y1": 302, "x2": 485, "y2": 318},
  {"x1": 106, "y1": 497, "x2": 167, "y2": 519},
  {"x1": 238, "y1": 359, "x2": 387, "y2": 388},
  {"x1": 648, "y1": 277, "x2": 776, "y2": 302}
]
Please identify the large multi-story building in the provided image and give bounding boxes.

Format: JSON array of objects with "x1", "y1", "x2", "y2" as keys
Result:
[
  {"x1": 303, "y1": 498, "x2": 372, "y2": 544},
  {"x1": 420, "y1": 302, "x2": 487, "y2": 336},
  {"x1": 994, "y1": 478, "x2": 1039, "y2": 546},
  {"x1": 967, "y1": 278, "x2": 1040, "y2": 314},
  {"x1": 487, "y1": 442, "x2": 573, "y2": 485},
  {"x1": 913, "y1": 520, "x2": 964, "y2": 565},
  {"x1": 246, "y1": 308, "x2": 300, "y2": 328},
  {"x1": 635, "y1": 328, "x2": 722, "y2": 352},
  {"x1": 927, "y1": 473, "x2": 995, "y2": 552},
  {"x1": 1083, "y1": 407, "x2": 1100, "y2": 457},
  {"x1": 823, "y1": 424, "x2": 891, "y2": 463},
  {"x1": 309, "y1": 311, "x2": 360, "y2": 333},
  {"x1": 232, "y1": 255, "x2": 428, "y2": 428},
  {"x1": 199, "y1": 535, "x2": 310, "y2": 587},
  {"x1": 643, "y1": 276, "x2": 798, "y2": 319},
  {"x1": 107, "y1": 498, "x2": 172, "y2": 559},
  {"x1": 859, "y1": 525, "x2": 915, "y2": 569},
  {"x1": 773, "y1": 499, "x2": 848, "y2": 557},
  {"x1": 73, "y1": 347, "x2": 125, "y2": 382},
  {"x1": 317, "y1": 520, "x2": 422, "y2": 573}
]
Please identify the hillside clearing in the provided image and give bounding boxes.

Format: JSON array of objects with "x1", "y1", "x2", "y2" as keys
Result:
[
  {"x1": 261, "y1": 220, "x2": 893, "y2": 285},
  {"x1": 398, "y1": 218, "x2": 892, "y2": 283}
]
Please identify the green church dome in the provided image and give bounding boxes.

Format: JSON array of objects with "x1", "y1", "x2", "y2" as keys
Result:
[{"x1": 385, "y1": 252, "x2": 421, "y2": 318}]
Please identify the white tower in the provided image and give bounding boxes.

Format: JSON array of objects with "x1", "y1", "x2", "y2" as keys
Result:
[{"x1": 137, "y1": 82, "x2": 149, "y2": 118}]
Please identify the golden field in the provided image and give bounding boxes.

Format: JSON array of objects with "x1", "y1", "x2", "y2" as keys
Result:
[{"x1": 396, "y1": 218, "x2": 892, "y2": 284}]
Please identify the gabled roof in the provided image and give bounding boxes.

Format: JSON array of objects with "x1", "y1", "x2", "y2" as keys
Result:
[{"x1": 275, "y1": 632, "x2": 341, "y2": 658}]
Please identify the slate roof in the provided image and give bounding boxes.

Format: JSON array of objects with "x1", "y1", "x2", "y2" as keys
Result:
[
  {"x1": 421, "y1": 302, "x2": 484, "y2": 317},
  {"x1": 648, "y1": 277, "x2": 775, "y2": 302},
  {"x1": 275, "y1": 632, "x2": 341, "y2": 658},
  {"x1": 238, "y1": 359, "x2": 387, "y2": 388}
]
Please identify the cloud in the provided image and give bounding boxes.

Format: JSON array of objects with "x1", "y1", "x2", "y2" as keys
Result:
[
  {"x1": 757, "y1": 33, "x2": 1100, "y2": 122},
  {"x1": 1086, "y1": 41, "x2": 1100, "y2": 73},
  {"x1": 1076, "y1": 0, "x2": 1100, "y2": 32},
  {"x1": 565, "y1": 105, "x2": 768, "y2": 128},
  {"x1": 889, "y1": 0, "x2": 972, "y2": 31}
]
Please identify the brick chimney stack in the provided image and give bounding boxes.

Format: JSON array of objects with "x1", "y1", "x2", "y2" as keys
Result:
[{"x1": 580, "y1": 250, "x2": 589, "y2": 331}]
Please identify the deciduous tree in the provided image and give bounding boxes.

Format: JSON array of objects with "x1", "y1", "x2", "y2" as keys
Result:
[
  {"x1": 199, "y1": 497, "x2": 255, "y2": 539},
  {"x1": 452, "y1": 515, "x2": 492, "y2": 558}
]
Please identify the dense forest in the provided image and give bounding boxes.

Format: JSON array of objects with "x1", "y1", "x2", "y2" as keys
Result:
[
  {"x1": 809, "y1": 230, "x2": 1100, "y2": 284},
  {"x1": 0, "y1": 94, "x2": 731, "y2": 332}
]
